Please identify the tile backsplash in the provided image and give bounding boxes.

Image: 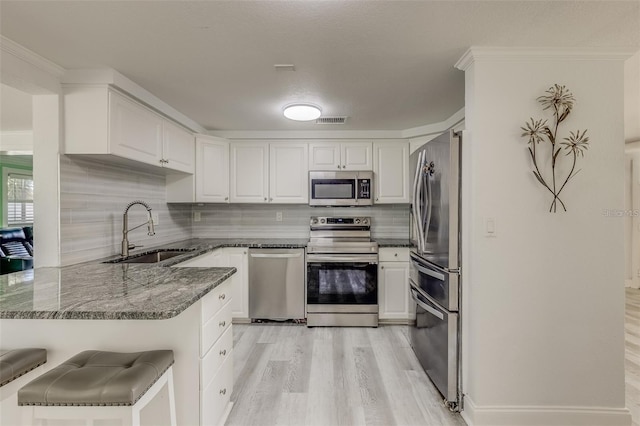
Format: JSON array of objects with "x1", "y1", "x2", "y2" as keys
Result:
[
  {"x1": 189, "y1": 203, "x2": 409, "y2": 239},
  {"x1": 59, "y1": 156, "x2": 192, "y2": 265},
  {"x1": 59, "y1": 156, "x2": 409, "y2": 265}
]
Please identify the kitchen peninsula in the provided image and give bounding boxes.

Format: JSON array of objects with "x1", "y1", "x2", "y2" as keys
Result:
[{"x1": 0, "y1": 260, "x2": 237, "y2": 425}]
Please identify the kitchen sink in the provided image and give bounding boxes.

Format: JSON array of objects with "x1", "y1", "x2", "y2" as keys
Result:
[{"x1": 104, "y1": 249, "x2": 195, "y2": 264}]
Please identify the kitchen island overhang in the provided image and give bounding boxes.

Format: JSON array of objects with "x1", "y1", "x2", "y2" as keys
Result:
[{"x1": 0, "y1": 263, "x2": 237, "y2": 426}]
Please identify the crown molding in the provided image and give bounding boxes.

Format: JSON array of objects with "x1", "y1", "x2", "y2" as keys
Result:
[
  {"x1": 208, "y1": 129, "x2": 405, "y2": 140},
  {"x1": 455, "y1": 46, "x2": 638, "y2": 71},
  {"x1": 0, "y1": 36, "x2": 65, "y2": 79}
]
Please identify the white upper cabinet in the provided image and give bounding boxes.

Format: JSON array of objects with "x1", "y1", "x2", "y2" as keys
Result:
[
  {"x1": 230, "y1": 142, "x2": 269, "y2": 203},
  {"x1": 373, "y1": 140, "x2": 410, "y2": 203},
  {"x1": 309, "y1": 141, "x2": 372, "y2": 171},
  {"x1": 196, "y1": 136, "x2": 229, "y2": 203},
  {"x1": 109, "y1": 91, "x2": 163, "y2": 165},
  {"x1": 269, "y1": 142, "x2": 309, "y2": 203},
  {"x1": 64, "y1": 86, "x2": 194, "y2": 174},
  {"x1": 230, "y1": 141, "x2": 309, "y2": 204},
  {"x1": 163, "y1": 120, "x2": 195, "y2": 174}
]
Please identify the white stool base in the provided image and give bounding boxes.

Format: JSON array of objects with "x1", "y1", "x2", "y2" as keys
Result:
[{"x1": 22, "y1": 367, "x2": 176, "y2": 426}]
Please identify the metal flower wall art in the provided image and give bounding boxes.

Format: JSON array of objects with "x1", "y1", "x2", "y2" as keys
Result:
[{"x1": 521, "y1": 84, "x2": 590, "y2": 212}]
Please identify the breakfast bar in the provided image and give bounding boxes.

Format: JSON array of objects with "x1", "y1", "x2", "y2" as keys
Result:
[{"x1": 0, "y1": 263, "x2": 236, "y2": 425}]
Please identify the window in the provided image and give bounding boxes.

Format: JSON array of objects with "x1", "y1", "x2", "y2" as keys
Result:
[{"x1": 6, "y1": 172, "x2": 33, "y2": 225}]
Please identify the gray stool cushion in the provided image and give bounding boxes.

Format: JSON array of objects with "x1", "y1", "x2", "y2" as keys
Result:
[
  {"x1": 0, "y1": 348, "x2": 47, "y2": 387},
  {"x1": 18, "y1": 350, "x2": 174, "y2": 406}
]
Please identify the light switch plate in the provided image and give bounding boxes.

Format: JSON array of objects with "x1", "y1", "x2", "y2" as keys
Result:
[
  {"x1": 484, "y1": 217, "x2": 496, "y2": 237},
  {"x1": 193, "y1": 211, "x2": 201, "y2": 222},
  {"x1": 276, "y1": 211, "x2": 283, "y2": 222}
]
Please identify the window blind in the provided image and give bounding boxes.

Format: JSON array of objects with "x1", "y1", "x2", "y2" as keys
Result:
[{"x1": 7, "y1": 173, "x2": 34, "y2": 225}]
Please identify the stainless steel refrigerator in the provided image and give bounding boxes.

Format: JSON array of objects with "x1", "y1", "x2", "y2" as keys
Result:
[{"x1": 408, "y1": 129, "x2": 462, "y2": 411}]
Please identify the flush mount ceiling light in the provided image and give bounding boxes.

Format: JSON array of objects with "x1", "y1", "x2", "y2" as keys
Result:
[{"x1": 283, "y1": 104, "x2": 322, "y2": 121}]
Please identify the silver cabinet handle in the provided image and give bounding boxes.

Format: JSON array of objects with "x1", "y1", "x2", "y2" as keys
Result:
[
  {"x1": 264, "y1": 197, "x2": 267, "y2": 201},
  {"x1": 394, "y1": 253, "x2": 398, "y2": 257},
  {"x1": 381, "y1": 266, "x2": 384, "y2": 270},
  {"x1": 219, "y1": 320, "x2": 226, "y2": 327},
  {"x1": 269, "y1": 198, "x2": 273, "y2": 202},
  {"x1": 224, "y1": 197, "x2": 228, "y2": 201},
  {"x1": 337, "y1": 165, "x2": 341, "y2": 169},
  {"x1": 220, "y1": 388, "x2": 227, "y2": 395},
  {"x1": 410, "y1": 288, "x2": 444, "y2": 320},
  {"x1": 219, "y1": 293, "x2": 226, "y2": 300},
  {"x1": 219, "y1": 349, "x2": 227, "y2": 356}
]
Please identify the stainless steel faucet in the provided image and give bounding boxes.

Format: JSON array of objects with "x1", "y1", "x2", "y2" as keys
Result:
[{"x1": 121, "y1": 200, "x2": 155, "y2": 257}]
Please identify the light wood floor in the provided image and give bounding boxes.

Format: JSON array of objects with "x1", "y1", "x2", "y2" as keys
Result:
[
  {"x1": 226, "y1": 324, "x2": 466, "y2": 426},
  {"x1": 626, "y1": 288, "x2": 640, "y2": 426},
  {"x1": 225, "y1": 292, "x2": 640, "y2": 426}
]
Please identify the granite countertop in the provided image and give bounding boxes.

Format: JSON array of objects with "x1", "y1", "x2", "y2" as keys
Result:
[
  {"x1": 0, "y1": 237, "x2": 407, "y2": 321},
  {"x1": 375, "y1": 239, "x2": 413, "y2": 248}
]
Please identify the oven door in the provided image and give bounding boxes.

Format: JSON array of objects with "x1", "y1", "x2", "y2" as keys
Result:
[
  {"x1": 306, "y1": 254, "x2": 378, "y2": 305},
  {"x1": 409, "y1": 282, "x2": 459, "y2": 407}
]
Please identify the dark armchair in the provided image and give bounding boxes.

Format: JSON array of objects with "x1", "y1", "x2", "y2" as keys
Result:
[{"x1": 0, "y1": 227, "x2": 34, "y2": 275}]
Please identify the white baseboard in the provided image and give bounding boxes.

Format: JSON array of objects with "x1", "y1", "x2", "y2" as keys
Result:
[{"x1": 461, "y1": 396, "x2": 632, "y2": 426}]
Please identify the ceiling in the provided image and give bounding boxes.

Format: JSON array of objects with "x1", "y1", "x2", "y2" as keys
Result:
[{"x1": 0, "y1": 1, "x2": 638, "y2": 132}]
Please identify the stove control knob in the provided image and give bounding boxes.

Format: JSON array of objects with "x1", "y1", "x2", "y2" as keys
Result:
[
  {"x1": 362, "y1": 218, "x2": 369, "y2": 225},
  {"x1": 311, "y1": 218, "x2": 318, "y2": 225},
  {"x1": 355, "y1": 218, "x2": 361, "y2": 224},
  {"x1": 320, "y1": 218, "x2": 326, "y2": 224}
]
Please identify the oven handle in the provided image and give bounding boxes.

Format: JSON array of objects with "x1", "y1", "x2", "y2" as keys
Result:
[
  {"x1": 306, "y1": 254, "x2": 378, "y2": 264},
  {"x1": 410, "y1": 288, "x2": 444, "y2": 320}
]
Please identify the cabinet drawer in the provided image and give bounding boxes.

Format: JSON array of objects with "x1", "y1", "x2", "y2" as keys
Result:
[
  {"x1": 379, "y1": 247, "x2": 410, "y2": 262},
  {"x1": 201, "y1": 352, "x2": 234, "y2": 426},
  {"x1": 201, "y1": 325, "x2": 233, "y2": 390},
  {"x1": 201, "y1": 280, "x2": 231, "y2": 325},
  {"x1": 201, "y1": 300, "x2": 232, "y2": 357}
]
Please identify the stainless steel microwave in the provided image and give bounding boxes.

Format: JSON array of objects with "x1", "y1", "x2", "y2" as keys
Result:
[{"x1": 309, "y1": 171, "x2": 373, "y2": 206}]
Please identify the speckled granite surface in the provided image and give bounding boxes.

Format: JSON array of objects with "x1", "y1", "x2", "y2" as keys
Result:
[
  {"x1": 1, "y1": 238, "x2": 410, "y2": 321},
  {"x1": 0, "y1": 264, "x2": 236, "y2": 320},
  {"x1": 375, "y1": 239, "x2": 413, "y2": 248}
]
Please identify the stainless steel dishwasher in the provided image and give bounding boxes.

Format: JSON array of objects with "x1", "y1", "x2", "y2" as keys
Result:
[{"x1": 248, "y1": 248, "x2": 305, "y2": 320}]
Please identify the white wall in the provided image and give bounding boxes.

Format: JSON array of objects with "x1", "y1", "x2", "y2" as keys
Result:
[
  {"x1": 457, "y1": 48, "x2": 631, "y2": 425},
  {"x1": 625, "y1": 51, "x2": 640, "y2": 143}
]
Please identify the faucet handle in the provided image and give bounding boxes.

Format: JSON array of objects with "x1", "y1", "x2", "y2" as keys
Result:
[{"x1": 128, "y1": 243, "x2": 143, "y2": 250}]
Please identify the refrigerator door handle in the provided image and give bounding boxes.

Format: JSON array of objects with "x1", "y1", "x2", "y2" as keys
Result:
[
  {"x1": 411, "y1": 288, "x2": 445, "y2": 320},
  {"x1": 413, "y1": 261, "x2": 446, "y2": 281}
]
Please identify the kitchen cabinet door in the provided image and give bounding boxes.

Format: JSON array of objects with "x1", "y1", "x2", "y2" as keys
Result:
[
  {"x1": 223, "y1": 248, "x2": 249, "y2": 320},
  {"x1": 342, "y1": 142, "x2": 372, "y2": 170},
  {"x1": 163, "y1": 120, "x2": 195, "y2": 173},
  {"x1": 230, "y1": 143, "x2": 269, "y2": 203},
  {"x1": 379, "y1": 261, "x2": 411, "y2": 321},
  {"x1": 309, "y1": 142, "x2": 341, "y2": 170},
  {"x1": 109, "y1": 90, "x2": 163, "y2": 166},
  {"x1": 269, "y1": 142, "x2": 309, "y2": 203},
  {"x1": 196, "y1": 136, "x2": 229, "y2": 203},
  {"x1": 373, "y1": 141, "x2": 410, "y2": 203}
]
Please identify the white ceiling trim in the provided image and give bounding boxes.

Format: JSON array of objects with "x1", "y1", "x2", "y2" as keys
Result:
[
  {"x1": 0, "y1": 36, "x2": 65, "y2": 78},
  {"x1": 208, "y1": 129, "x2": 406, "y2": 140},
  {"x1": 63, "y1": 69, "x2": 206, "y2": 133},
  {"x1": 456, "y1": 46, "x2": 638, "y2": 71}
]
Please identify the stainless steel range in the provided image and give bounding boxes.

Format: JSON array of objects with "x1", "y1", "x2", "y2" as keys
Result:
[{"x1": 306, "y1": 216, "x2": 379, "y2": 327}]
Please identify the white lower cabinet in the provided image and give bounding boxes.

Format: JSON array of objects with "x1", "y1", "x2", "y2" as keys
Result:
[
  {"x1": 175, "y1": 258, "x2": 234, "y2": 425},
  {"x1": 378, "y1": 248, "x2": 414, "y2": 322},
  {"x1": 224, "y1": 248, "x2": 249, "y2": 320}
]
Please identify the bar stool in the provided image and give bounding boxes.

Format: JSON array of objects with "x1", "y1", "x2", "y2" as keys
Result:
[
  {"x1": 18, "y1": 349, "x2": 176, "y2": 426},
  {"x1": 0, "y1": 348, "x2": 47, "y2": 390},
  {"x1": 0, "y1": 348, "x2": 47, "y2": 426}
]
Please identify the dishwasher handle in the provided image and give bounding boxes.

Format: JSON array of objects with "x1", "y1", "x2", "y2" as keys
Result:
[{"x1": 249, "y1": 253, "x2": 302, "y2": 259}]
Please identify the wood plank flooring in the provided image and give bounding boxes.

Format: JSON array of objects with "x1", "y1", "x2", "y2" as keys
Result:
[
  {"x1": 626, "y1": 288, "x2": 640, "y2": 426},
  {"x1": 226, "y1": 291, "x2": 640, "y2": 426},
  {"x1": 226, "y1": 324, "x2": 466, "y2": 426}
]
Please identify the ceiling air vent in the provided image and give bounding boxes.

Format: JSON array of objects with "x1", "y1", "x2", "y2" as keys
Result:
[{"x1": 316, "y1": 116, "x2": 348, "y2": 125}]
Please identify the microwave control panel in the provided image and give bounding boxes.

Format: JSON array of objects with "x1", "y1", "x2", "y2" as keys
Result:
[{"x1": 357, "y1": 179, "x2": 371, "y2": 200}]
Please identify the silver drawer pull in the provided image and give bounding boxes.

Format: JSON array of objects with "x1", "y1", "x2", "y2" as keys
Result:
[
  {"x1": 219, "y1": 320, "x2": 226, "y2": 327},
  {"x1": 219, "y1": 349, "x2": 227, "y2": 356},
  {"x1": 219, "y1": 293, "x2": 226, "y2": 300},
  {"x1": 220, "y1": 388, "x2": 227, "y2": 395}
]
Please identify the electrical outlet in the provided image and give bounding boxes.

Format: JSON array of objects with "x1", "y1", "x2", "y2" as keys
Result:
[
  {"x1": 152, "y1": 212, "x2": 159, "y2": 225},
  {"x1": 276, "y1": 211, "x2": 283, "y2": 222},
  {"x1": 194, "y1": 211, "x2": 201, "y2": 222}
]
